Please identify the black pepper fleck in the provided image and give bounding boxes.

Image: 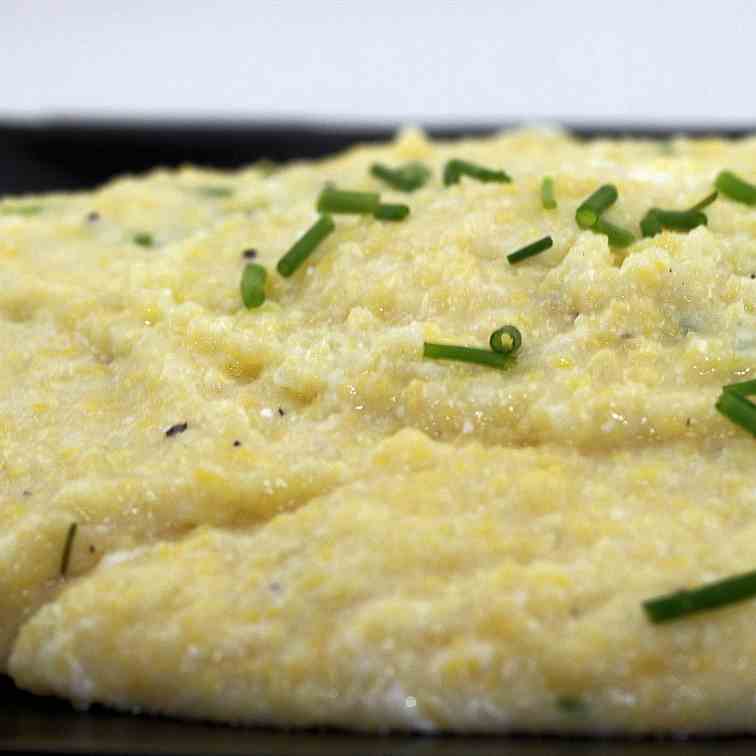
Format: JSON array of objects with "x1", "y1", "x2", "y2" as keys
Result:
[
  {"x1": 686, "y1": 418, "x2": 692, "y2": 427},
  {"x1": 165, "y1": 422, "x2": 188, "y2": 437},
  {"x1": 89, "y1": 545, "x2": 96, "y2": 553},
  {"x1": 242, "y1": 248, "x2": 258, "y2": 260},
  {"x1": 60, "y1": 523, "x2": 77, "y2": 577},
  {"x1": 277, "y1": 407, "x2": 285, "y2": 416},
  {"x1": 86, "y1": 211, "x2": 100, "y2": 223},
  {"x1": 233, "y1": 440, "x2": 242, "y2": 447},
  {"x1": 750, "y1": 274, "x2": 755, "y2": 280},
  {"x1": 22, "y1": 490, "x2": 32, "y2": 497}
]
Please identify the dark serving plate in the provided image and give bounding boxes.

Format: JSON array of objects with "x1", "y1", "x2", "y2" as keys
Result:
[
  {"x1": 5, "y1": 673, "x2": 756, "y2": 756},
  {"x1": 2, "y1": 119, "x2": 756, "y2": 755},
  {"x1": 1, "y1": 118, "x2": 754, "y2": 196}
]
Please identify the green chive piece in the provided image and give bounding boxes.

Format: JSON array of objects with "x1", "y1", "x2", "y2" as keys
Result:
[
  {"x1": 443, "y1": 159, "x2": 511, "y2": 187},
  {"x1": 653, "y1": 208, "x2": 707, "y2": 232},
  {"x1": 317, "y1": 187, "x2": 380, "y2": 215},
  {"x1": 374, "y1": 203, "x2": 410, "y2": 221},
  {"x1": 197, "y1": 186, "x2": 234, "y2": 198},
  {"x1": 133, "y1": 232, "x2": 154, "y2": 247},
  {"x1": 276, "y1": 214, "x2": 335, "y2": 278},
  {"x1": 557, "y1": 697, "x2": 587, "y2": 715},
  {"x1": 640, "y1": 208, "x2": 707, "y2": 237},
  {"x1": 489, "y1": 325, "x2": 522, "y2": 355},
  {"x1": 240, "y1": 263, "x2": 267, "y2": 309},
  {"x1": 424, "y1": 326, "x2": 522, "y2": 371},
  {"x1": 715, "y1": 171, "x2": 756, "y2": 206},
  {"x1": 715, "y1": 388, "x2": 756, "y2": 438},
  {"x1": 541, "y1": 176, "x2": 557, "y2": 210},
  {"x1": 60, "y1": 522, "x2": 78, "y2": 577},
  {"x1": 507, "y1": 236, "x2": 553, "y2": 264},
  {"x1": 0, "y1": 204, "x2": 44, "y2": 216},
  {"x1": 689, "y1": 190, "x2": 718, "y2": 212},
  {"x1": 576, "y1": 185, "x2": 618, "y2": 229},
  {"x1": 423, "y1": 342, "x2": 515, "y2": 370},
  {"x1": 593, "y1": 217, "x2": 635, "y2": 248},
  {"x1": 640, "y1": 210, "x2": 664, "y2": 238},
  {"x1": 643, "y1": 567, "x2": 756, "y2": 623},
  {"x1": 723, "y1": 378, "x2": 756, "y2": 396},
  {"x1": 370, "y1": 162, "x2": 430, "y2": 192},
  {"x1": 639, "y1": 189, "x2": 717, "y2": 238}
]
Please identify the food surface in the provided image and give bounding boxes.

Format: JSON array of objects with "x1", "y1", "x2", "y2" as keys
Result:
[{"x1": 4, "y1": 128, "x2": 756, "y2": 734}]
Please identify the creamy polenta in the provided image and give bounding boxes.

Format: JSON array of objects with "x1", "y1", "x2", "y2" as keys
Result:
[{"x1": 4, "y1": 128, "x2": 756, "y2": 734}]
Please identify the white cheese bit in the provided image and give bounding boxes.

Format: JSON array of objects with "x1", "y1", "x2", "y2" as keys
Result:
[
  {"x1": 260, "y1": 407, "x2": 274, "y2": 419},
  {"x1": 100, "y1": 545, "x2": 149, "y2": 569},
  {"x1": 378, "y1": 681, "x2": 435, "y2": 730}
]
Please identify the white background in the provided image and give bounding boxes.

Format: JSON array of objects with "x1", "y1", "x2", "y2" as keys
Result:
[{"x1": 2, "y1": 0, "x2": 755, "y2": 126}]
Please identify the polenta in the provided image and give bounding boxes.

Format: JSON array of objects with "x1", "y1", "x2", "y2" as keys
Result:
[{"x1": 4, "y1": 128, "x2": 756, "y2": 734}]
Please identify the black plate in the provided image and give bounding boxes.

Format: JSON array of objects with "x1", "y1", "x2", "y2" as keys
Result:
[
  {"x1": 0, "y1": 676, "x2": 756, "y2": 756},
  {"x1": 5, "y1": 673, "x2": 756, "y2": 756},
  {"x1": 2, "y1": 120, "x2": 756, "y2": 755},
  {"x1": 0, "y1": 118, "x2": 754, "y2": 196}
]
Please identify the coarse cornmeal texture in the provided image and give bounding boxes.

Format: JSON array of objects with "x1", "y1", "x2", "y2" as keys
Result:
[{"x1": 5, "y1": 128, "x2": 756, "y2": 734}]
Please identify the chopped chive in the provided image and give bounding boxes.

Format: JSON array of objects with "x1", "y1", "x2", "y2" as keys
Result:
[
  {"x1": 424, "y1": 326, "x2": 522, "y2": 371},
  {"x1": 715, "y1": 171, "x2": 756, "y2": 206},
  {"x1": 576, "y1": 185, "x2": 618, "y2": 228},
  {"x1": 507, "y1": 236, "x2": 553, "y2": 264},
  {"x1": 133, "y1": 232, "x2": 154, "y2": 247},
  {"x1": 373, "y1": 203, "x2": 409, "y2": 221},
  {"x1": 643, "y1": 567, "x2": 756, "y2": 623},
  {"x1": 423, "y1": 343, "x2": 515, "y2": 370},
  {"x1": 640, "y1": 210, "x2": 664, "y2": 238},
  {"x1": 317, "y1": 187, "x2": 380, "y2": 215},
  {"x1": 0, "y1": 204, "x2": 44, "y2": 216},
  {"x1": 370, "y1": 162, "x2": 430, "y2": 192},
  {"x1": 60, "y1": 523, "x2": 78, "y2": 577},
  {"x1": 689, "y1": 190, "x2": 718, "y2": 212},
  {"x1": 639, "y1": 191, "x2": 716, "y2": 237},
  {"x1": 715, "y1": 388, "x2": 756, "y2": 438},
  {"x1": 241, "y1": 263, "x2": 267, "y2": 308},
  {"x1": 443, "y1": 159, "x2": 511, "y2": 187},
  {"x1": 722, "y1": 378, "x2": 756, "y2": 396},
  {"x1": 541, "y1": 176, "x2": 557, "y2": 210},
  {"x1": 489, "y1": 325, "x2": 522, "y2": 355},
  {"x1": 593, "y1": 217, "x2": 635, "y2": 248},
  {"x1": 276, "y1": 214, "x2": 335, "y2": 278},
  {"x1": 197, "y1": 186, "x2": 234, "y2": 198},
  {"x1": 640, "y1": 208, "x2": 707, "y2": 237},
  {"x1": 652, "y1": 208, "x2": 707, "y2": 232}
]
